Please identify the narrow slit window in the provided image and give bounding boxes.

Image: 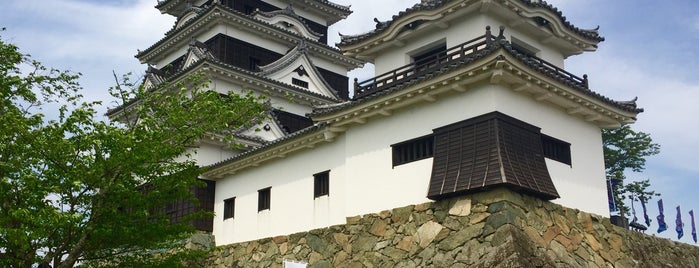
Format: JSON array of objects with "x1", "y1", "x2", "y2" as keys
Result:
[
  {"x1": 541, "y1": 134, "x2": 571, "y2": 165},
  {"x1": 223, "y1": 197, "x2": 235, "y2": 220},
  {"x1": 392, "y1": 134, "x2": 434, "y2": 167},
  {"x1": 292, "y1": 78, "x2": 309, "y2": 88},
  {"x1": 314, "y1": 171, "x2": 330, "y2": 198},
  {"x1": 412, "y1": 43, "x2": 446, "y2": 70},
  {"x1": 258, "y1": 187, "x2": 271, "y2": 211}
]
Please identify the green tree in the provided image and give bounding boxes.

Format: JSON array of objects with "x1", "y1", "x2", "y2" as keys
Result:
[
  {"x1": 602, "y1": 125, "x2": 661, "y2": 216},
  {"x1": 0, "y1": 31, "x2": 268, "y2": 267}
]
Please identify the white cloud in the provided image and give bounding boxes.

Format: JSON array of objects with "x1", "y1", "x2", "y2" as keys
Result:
[
  {"x1": 5, "y1": 0, "x2": 174, "y2": 110},
  {"x1": 568, "y1": 46, "x2": 699, "y2": 175}
]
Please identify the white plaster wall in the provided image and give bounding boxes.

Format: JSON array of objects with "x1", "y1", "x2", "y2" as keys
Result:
[
  {"x1": 310, "y1": 55, "x2": 348, "y2": 74},
  {"x1": 155, "y1": 46, "x2": 189, "y2": 69},
  {"x1": 372, "y1": 13, "x2": 565, "y2": 75},
  {"x1": 341, "y1": 83, "x2": 607, "y2": 216},
  {"x1": 213, "y1": 81, "x2": 609, "y2": 245},
  {"x1": 209, "y1": 78, "x2": 312, "y2": 116},
  {"x1": 488, "y1": 86, "x2": 608, "y2": 215},
  {"x1": 190, "y1": 142, "x2": 238, "y2": 167},
  {"x1": 213, "y1": 137, "x2": 347, "y2": 244},
  {"x1": 342, "y1": 85, "x2": 496, "y2": 217}
]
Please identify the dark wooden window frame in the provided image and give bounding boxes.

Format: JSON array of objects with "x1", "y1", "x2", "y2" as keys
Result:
[
  {"x1": 314, "y1": 170, "x2": 330, "y2": 198},
  {"x1": 223, "y1": 197, "x2": 235, "y2": 220},
  {"x1": 412, "y1": 42, "x2": 447, "y2": 70},
  {"x1": 258, "y1": 187, "x2": 271, "y2": 212},
  {"x1": 292, "y1": 77, "x2": 309, "y2": 88},
  {"x1": 541, "y1": 134, "x2": 572, "y2": 165},
  {"x1": 391, "y1": 134, "x2": 435, "y2": 167}
]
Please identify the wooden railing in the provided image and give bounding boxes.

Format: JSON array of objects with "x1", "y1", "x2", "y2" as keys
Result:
[
  {"x1": 352, "y1": 26, "x2": 589, "y2": 100},
  {"x1": 353, "y1": 33, "x2": 492, "y2": 99}
]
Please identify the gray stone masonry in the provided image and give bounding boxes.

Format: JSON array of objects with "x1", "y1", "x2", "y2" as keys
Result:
[{"x1": 203, "y1": 188, "x2": 699, "y2": 267}]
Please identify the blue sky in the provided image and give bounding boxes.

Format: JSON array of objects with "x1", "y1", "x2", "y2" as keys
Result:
[{"x1": 3, "y1": 0, "x2": 698, "y2": 244}]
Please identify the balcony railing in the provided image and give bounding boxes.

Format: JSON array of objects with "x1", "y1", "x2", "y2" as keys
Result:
[{"x1": 352, "y1": 26, "x2": 589, "y2": 100}]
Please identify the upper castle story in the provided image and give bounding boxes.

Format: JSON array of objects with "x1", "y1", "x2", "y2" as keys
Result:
[
  {"x1": 134, "y1": 0, "x2": 363, "y2": 105},
  {"x1": 338, "y1": 0, "x2": 603, "y2": 76}
]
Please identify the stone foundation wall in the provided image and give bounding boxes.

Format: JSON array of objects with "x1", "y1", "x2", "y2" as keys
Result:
[{"x1": 205, "y1": 188, "x2": 699, "y2": 267}]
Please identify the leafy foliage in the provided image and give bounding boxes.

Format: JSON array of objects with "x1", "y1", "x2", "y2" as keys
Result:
[
  {"x1": 602, "y1": 125, "x2": 661, "y2": 215},
  {"x1": 0, "y1": 31, "x2": 268, "y2": 267}
]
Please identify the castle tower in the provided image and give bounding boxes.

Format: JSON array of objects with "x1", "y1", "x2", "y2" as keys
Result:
[
  {"x1": 109, "y1": 0, "x2": 363, "y2": 232},
  {"x1": 138, "y1": 0, "x2": 363, "y2": 151},
  {"x1": 124, "y1": 0, "x2": 643, "y2": 246}
]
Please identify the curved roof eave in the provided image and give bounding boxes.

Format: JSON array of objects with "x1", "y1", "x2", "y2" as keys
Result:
[
  {"x1": 311, "y1": 42, "x2": 640, "y2": 127},
  {"x1": 137, "y1": 4, "x2": 364, "y2": 69},
  {"x1": 337, "y1": 0, "x2": 603, "y2": 52},
  {"x1": 106, "y1": 57, "x2": 340, "y2": 117},
  {"x1": 203, "y1": 123, "x2": 329, "y2": 179}
]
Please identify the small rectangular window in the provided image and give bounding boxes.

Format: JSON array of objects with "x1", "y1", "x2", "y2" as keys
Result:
[
  {"x1": 314, "y1": 171, "x2": 330, "y2": 198},
  {"x1": 258, "y1": 187, "x2": 271, "y2": 211},
  {"x1": 292, "y1": 78, "x2": 309, "y2": 88},
  {"x1": 413, "y1": 43, "x2": 447, "y2": 70},
  {"x1": 392, "y1": 134, "x2": 434, "y2": 167},
  {"x1": 223, "y1": 197, "x2": 235, "y2": 220},
  {"x1": 541, "y1": 134, "x2": 571, "y2": 165}
]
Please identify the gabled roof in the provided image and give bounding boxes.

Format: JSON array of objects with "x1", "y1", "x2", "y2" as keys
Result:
[
  {"x1": 278, "y1": 0, "x2": 352, "y2": 25},
  {"x1": 157, "y1": 0, "x2": 352, "y2": 24},
  {"x1": 253, "y1": 5, "x2": 323, "y2": 41},
  {"x1": 204, "y1": 123, "x2": 329, "y2": 178},
  {"x1": 108, "y1": 45, "x2": 340, "y2": 118},
  {"x1": 337, "y1": 0, "x2": 603, "y2": 57},
  {"x1": 313, "y1": 28, "x2": 640, "y2": 129},
  {"x1": 271, "y1": 109, "x2": 314, "y2": 135},
  {"x1": 258, "y1": 40, "x2": 343, "y2": 100},
  {"x1": 203, "y1": 27, "x2": 641, "y2": 179},
  {"x1": 137, "y1": 4, "x2": 364, "y2": 69}
]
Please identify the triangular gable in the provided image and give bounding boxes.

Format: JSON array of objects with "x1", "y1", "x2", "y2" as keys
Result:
[
  {"x1": 183, "y1": 39, "x2": 214, "y2": 70},
  {"x1": 143, "y1": 66, "x2": 166, "y2": 89},
  {"x1": 258, "y1": 42, "x2": 340, "y2": 100},
  {"x1": 238, "y1": 117, "x2": 287, "y2": 143},
  {"x1": 271, "y1": 109, "x2": 314, "y2": 134}
]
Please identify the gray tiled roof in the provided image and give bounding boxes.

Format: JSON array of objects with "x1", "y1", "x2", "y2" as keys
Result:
[
  {"x1": 107, "y1": 51, "x2": 339, "y2": 117},
  {"x1": 137, "y1": 4, "x2": 345, "y2": 61},
  {"x1": 206, "y1": 123, "x2": 325, "y2": 170},
  {"x1": 253, "y1": 5, "x2": 324, "y2": 38},
  {"x1": 156, "y1": 0, "x2": 352, "y2": 15},
  {"x1": 338, "y1": 0, "x2": 604, "y2": 47},
  {"x1": 312, "y1": 37, "x2": 640, "y2": 117}
]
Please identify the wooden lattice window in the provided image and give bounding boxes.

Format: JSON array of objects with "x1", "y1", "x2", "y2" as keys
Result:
[
  {"x1": 258, "y1": 187, "x2": 271, "y2": 211},
  {"x1": 541, "y1": 134, "x2": 571, "y2": 165},
  {"x1": 392, "y1": 134, "x2": 434, "y2": 167},
  {"x1": 223, "y1": 197, "x2": 235, "y2": 220},
  {"x1": 314, "y1": 171, "x2": 330, "y2": 198},
  {"x1": 292, "y1": 78, "x2": 309, "y2": 88}
]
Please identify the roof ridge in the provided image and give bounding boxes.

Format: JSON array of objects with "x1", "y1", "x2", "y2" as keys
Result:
[
  {"x1": 137, "y1": 4, "x2": 350, "y2": 62},
  {"x1": 337, "y1": 0, "x2": 604, "y2": 47}
]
